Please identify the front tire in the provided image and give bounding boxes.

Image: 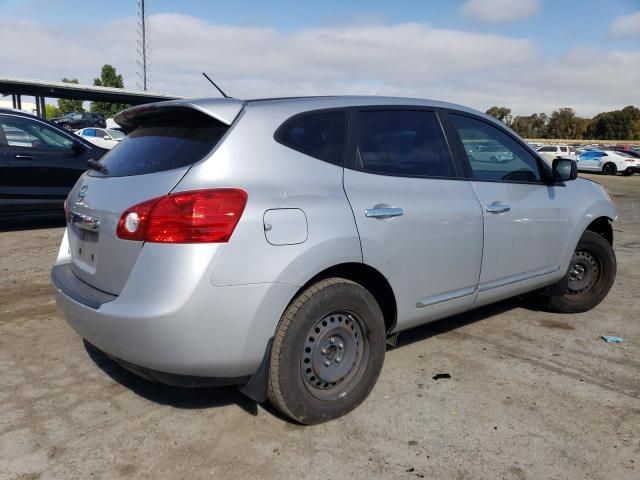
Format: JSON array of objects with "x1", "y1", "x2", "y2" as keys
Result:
[
  {"x1": 544, "y1": 231, "x2": 616, "y2": 313},
  {"x1": 267, "y1": 278, "x2": 386, "y2": 424}
]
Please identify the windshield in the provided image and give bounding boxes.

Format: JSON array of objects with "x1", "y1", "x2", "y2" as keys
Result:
[{"x1": 107, "y1": 129, "x2": 126, "y2": 139}]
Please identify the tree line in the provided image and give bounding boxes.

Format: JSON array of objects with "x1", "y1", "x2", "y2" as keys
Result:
[
  {"x1": 486, "y1": 105, "x2": 640, "y2": 141},
  {"x1": 45, "y1": 64, "x2": 130, "y2": 119}
]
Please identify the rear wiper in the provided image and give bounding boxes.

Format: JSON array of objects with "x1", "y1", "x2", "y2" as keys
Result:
[{"x1": 87, "y1": 159, "x2": 108, "y2": 174}]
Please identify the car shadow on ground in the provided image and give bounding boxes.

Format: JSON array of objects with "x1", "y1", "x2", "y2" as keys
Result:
[
  {"x1": 0, "y1": 214, "x2": 65, "y2": 232},
  {"x1": 84, "y1": 341, "x2": 260, "y2": 417}
]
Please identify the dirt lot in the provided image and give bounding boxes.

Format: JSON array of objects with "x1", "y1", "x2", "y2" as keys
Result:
[{"x1": 1, "y1": 173, "x2": 638, "y2": 480}]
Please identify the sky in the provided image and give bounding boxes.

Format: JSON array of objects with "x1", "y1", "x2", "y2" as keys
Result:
[{"x1": 0, "y1": 0, "x2": 639, "y2": 117}]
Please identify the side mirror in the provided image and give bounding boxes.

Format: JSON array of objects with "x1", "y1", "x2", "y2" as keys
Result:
[
  {"x1": 103, "y1": 135, "x2": 110, "y2": 140},
  {"x1": 552, "y1": 158, "x2": 577, "y2": 182}
]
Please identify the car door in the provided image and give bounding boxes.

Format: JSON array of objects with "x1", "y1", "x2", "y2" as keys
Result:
[
  {"x1": 0, "y1": 114, "x2": 90, "y2": 214},
  {"x1": 343, "y1": 108, "x2": 484, "y2": 331},
  {"x1": 93, "y1": 129, "x2": 114, "y2": 149},
  {"x1": 0, "y1": 124, "x2": 13, "y2": 215},
  {"x1": 577, "y1": 151, "x2": 601, "y2": 171},
  {"x1": 444, "y1": 111, "x2": 573, "y2": 307}
]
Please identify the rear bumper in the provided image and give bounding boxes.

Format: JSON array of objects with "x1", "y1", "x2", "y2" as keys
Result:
[
  {"x1": 91, "y1": 342, "x2": 251, "y2": 387},
  {"x1": 51, "y1": 262, "x2": 297, "y2": 379}
]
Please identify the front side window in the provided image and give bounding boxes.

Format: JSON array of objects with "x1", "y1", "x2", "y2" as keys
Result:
[
  {"x1": 276, "y1": 111, "x2": 346, "y2": 166},
  {"x1": 450, "y1": 114, "x2": 541, "y2": 183},
  {"x1": 0, "y1": 116, "x2": 74, "y2": 150},
  {"x1": 354, "y1": 110, "x2": 454, "y2": 177}
]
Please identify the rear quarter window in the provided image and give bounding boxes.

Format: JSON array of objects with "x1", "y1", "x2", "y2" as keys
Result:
[
  {"x1": 275, "y1": 111, "x2": 346, "y2": 166},
  {"x1": 92, "y1": 109, "x2": 228, "y2": 177}
]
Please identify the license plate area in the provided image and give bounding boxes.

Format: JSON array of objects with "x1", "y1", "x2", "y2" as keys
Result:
[{"x1": 69, "y1": 224, "x2": 99, "y2": 268}]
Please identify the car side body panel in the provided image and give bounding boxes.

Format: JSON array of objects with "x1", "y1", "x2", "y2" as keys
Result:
[{"x1": 175, "y1": 104, "x2": 363, "y2": 288}]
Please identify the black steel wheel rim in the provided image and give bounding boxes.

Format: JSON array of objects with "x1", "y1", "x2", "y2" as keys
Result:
[
  {"x1": 567, "y1": 250, "x2": 600, "y2": 296},
  {"x1": 300, "y1": 311, "x2": 368, "y2": 400}
]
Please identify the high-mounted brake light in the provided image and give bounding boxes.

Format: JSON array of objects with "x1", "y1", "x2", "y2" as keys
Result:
[{"x1": 116, "y1": 189, "x2": 247, "y2": 243}]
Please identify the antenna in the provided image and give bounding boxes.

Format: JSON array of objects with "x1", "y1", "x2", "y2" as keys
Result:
[
  {"x1": 137, "y1": 0, "x2": 151, "y2": 90},
  {"x1": 202, "y1": 72, "x2": 230, "y2": 98}
]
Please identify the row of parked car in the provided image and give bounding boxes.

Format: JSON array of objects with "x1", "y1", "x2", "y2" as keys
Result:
[{"x1": 532, "y1": 143, "x2": 640, "y2": 176}]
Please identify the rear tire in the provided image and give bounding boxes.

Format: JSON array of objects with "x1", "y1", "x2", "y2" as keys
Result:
[
  {"x1": 543, "y1": 231, "x2": 616, "y2": 313},
  {"x1": 267, "y1": 278, "x2": 386, "y2": 424},
  {"x1": 602, "y1": 162, "x2": 617, "y2": 175}
]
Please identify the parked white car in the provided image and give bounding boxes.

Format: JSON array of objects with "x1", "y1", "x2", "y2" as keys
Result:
[
  {"x1": 75, "y1": 127, "x2": 125, "y2": 149},
  {"x1": 536, "y1": 145, "x2": 575, "y2": 164},
  {"x1": 576, "y1": 150, "x2": 640, "y2": 176}
]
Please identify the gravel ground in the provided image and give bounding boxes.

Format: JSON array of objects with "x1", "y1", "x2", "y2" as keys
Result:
[{"x1": 0, "y1": 173, "x2": 638, "y2": 480}]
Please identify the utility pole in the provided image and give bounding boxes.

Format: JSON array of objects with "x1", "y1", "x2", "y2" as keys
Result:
[{"x1": 137, "y1": 0, "x2": 150, "y2": 90}]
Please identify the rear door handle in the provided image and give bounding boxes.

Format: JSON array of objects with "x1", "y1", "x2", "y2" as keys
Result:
[
  {"x1": 365, "y1": 207, "x2": 404, "y2": 218},
  {"x1": 15, "y1": 154, "x2": 34, "y2": 159},
  {"x1": 486, "y1": 202, "x2": 511, "y2": 214}
]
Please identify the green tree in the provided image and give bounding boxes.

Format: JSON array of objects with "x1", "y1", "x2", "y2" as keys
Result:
[
  {"x1": 90, "y1": 64, "x2": 130, "y2": 118},
  {"x1": 547, "y1": 108, "x2": 588, "y2": 139},
  {"x1": 485, "y1": 106, "x2": 512, "y2": 124},
  {"x1": 44, "y1": 104, "x2": 60, "y2": 119},
  {"x1": 57, "y1": 78, "x2": 85, "y2": 115},
  {"x1": 588, "y1": 106, "x2": 640, "y2": 140}
]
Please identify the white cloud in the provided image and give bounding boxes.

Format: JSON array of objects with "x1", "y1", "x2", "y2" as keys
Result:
[
  {"x1": 609, "y1": 11, "x2": 640, "y2": 38},
  {"x1": 0, "y1": 14, "x2": 638, "y2": 117},
  {"x1": 460, "y1": 0, "x2": 540, "y2": 25}
]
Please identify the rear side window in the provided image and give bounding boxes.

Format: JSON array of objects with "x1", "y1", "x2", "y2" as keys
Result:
[
  {"x1": 276, "y1": 111, "x2": 346, "y2": 165},
  {"x1": 354, "y1": 110, "x2": 454, "y2": 177},
  {"x1": 94, "y1": 109, "x2": 228, "y2": 177}
]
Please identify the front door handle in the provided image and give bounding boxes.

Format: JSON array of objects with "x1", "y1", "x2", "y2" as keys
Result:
[
  {"x1": 365, "y1": 207, "x2": 404, "y2": 218},
  {"x1": 15, "y1": 154, "x2": 34, "y2": 159},
  {"x1": 486, "y1": 202, "x2": 511, "y2": 214}
]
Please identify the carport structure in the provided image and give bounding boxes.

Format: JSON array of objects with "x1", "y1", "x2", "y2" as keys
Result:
[{"x1": 0, "y1": 76, "x2": 179, "y2": 118}]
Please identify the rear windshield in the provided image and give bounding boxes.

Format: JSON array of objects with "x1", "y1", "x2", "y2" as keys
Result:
[{"x1": 90, "y1": 109, "x2": 228, "y2": 177}]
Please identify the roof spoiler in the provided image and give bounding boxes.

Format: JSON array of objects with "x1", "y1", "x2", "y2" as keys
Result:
[{"x1": 114, "y1": 99, "x2": 245, "y2": 132}]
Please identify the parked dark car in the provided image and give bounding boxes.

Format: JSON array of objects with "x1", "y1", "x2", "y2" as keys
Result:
[
  {"x1": 614, "y1": 147, "x2": 640, "y2": 159},
  {"x1": 0, "y1": 109, "x2": 107, "y2": 217},
  {"x1": 51, "y1": 111, "x2": 106, "y2": 130}
]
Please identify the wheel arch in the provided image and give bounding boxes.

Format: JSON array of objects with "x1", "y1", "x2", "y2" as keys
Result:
[
  {"x1": 585, "y1": 216, "x2": 613, "y2": 245},
  {"x1": 295, "y1": 262, "x2": 398, "y2": 334}
]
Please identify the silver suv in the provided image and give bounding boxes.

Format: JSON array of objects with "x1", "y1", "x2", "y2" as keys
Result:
[{"x1": 51, "y1": 96, "x2": 617, "y2": 424}]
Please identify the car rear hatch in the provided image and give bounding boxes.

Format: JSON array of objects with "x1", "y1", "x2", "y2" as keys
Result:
[{"x1": 65, "y1": 100, "x2": 244, "y2": 295}]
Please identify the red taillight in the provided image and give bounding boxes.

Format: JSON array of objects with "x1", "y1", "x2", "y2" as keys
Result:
[
  {"x1": 625, "y1": 159, "x2": 635, "y2": 163},
  {"x1": 116, "y1": 189, "x2": 247, "y2": 243}
]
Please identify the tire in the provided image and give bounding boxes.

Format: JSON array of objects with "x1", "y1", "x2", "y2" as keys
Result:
[
  {"x1": 544, "y1": 231, "x2": 616, "y2": 313},
  {"x1": 602, "y1": 162, "x2": 617, "y2": 175},
  {"x1": 622, "y1": 170, "x2": 633, "y2": 176},
  {"x1": 267, "y1": 278, "x2": 386, "y2": 424}
]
